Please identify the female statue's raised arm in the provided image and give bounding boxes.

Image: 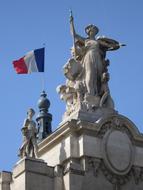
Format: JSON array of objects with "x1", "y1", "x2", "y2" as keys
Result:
[{"x1": 70, "y1": 10, "x2": 85, "y2": 59}]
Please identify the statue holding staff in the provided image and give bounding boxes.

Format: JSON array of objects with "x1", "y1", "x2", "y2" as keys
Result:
[
  {"x1": 69, "y1": 11, "x2": 125, "y2": 98},
  {"x1": 57, "y1": 11, "x2": 125, "y2": 117}
]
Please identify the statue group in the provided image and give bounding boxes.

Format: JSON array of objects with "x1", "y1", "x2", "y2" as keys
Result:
[
  {"x1": 57, "y1": 12, "x2": 125, "y2": 117},
  {"x1": 18, "y1": 14, "x2": 125, "y2": 159}
]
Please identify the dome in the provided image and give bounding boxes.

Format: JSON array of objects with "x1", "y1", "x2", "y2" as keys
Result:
[{"x1": 37, "y1": 91, "x2": 50, "y2": 110}]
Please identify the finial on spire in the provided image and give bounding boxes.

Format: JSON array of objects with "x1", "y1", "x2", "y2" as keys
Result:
[
  {"x1": 36, "y1": 91, "x2": 52, "y2": 142},
  {"x1": 38, "y1": 90, "x2": 50, "y2": 111}
]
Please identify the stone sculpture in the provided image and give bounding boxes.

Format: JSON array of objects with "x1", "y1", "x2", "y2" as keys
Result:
[
  {"x1": 57, "y1": 11, "x2": 125, "y2": 118},
  {"x1": 19, "y1": 108, "x2": 38, "y2": 158}
]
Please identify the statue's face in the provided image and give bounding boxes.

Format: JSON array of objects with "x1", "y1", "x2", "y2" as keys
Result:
[
  {"x1": 85, "y1": 25, "x2": 99, "y2": 37},
  {"x1": 88, "y1": 27, "x2": 98, "y2": 37},
  {"x1": 28, "y1": 109, "x2": 35, "y2": 118}
]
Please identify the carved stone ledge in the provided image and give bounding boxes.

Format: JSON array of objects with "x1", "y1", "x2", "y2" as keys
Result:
[
  {"x1": 54, "y1": 165, "x2": 63, "y2": 177},
  {"x1": 58, "y1": 156, "x2": 143, "y2": 188},
  {"x1": 63, "y1": 159, "x2": 85, "y2": 176},
  {"x1": 62, "y1": 108, "x2": 117, "y2": 124}
]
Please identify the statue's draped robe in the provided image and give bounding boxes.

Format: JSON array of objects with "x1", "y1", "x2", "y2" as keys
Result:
[{"x1": 82, "y1": 39, "x2": 103, "y2": 96}]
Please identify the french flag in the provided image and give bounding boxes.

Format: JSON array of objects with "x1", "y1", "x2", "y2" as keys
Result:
[{"x1": 12, "y1": 48, "x2": 44, "y2": 74}]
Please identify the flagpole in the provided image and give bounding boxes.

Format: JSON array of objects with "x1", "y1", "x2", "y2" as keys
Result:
[{"x1": 41, "y1": 72, "x2": 45, "y2": 92}]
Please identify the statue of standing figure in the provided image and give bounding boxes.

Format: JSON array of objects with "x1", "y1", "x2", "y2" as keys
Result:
[
  {"x1": 57, "y1": 11, "x2": 125, "y2": 116},
  {"x1": 19, "y1": 108, "x2": 38, "y2": 158}
]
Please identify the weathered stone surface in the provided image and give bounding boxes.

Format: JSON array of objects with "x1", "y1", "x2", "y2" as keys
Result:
[
  {"x1": 37, "y1": 114, "x2": 143, "y2": 189},
  {"x1": 102, "y1": 130, "x2": 134, "y2": 175},
  {"x1": 11, "y1": 157, "x2": 54, "y2": 190},
  {"x1": 60, "y1": 108, "x2": 117, "y2": 123},
  {"x1": 2, "y1": 113, "x2": 143, "y2": 190},
  {"x1": 0, "y1": 171, "x2": 12, "y2": 190}
]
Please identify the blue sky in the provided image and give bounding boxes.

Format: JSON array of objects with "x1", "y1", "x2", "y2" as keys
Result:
[{"x1": 0, "y1": 0, "x2": 143, "y2": 171}]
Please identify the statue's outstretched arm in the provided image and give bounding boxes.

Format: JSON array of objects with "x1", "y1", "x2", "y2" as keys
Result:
[{"x1": 97, "y1": 36, "x2": 126, "y2": 51}]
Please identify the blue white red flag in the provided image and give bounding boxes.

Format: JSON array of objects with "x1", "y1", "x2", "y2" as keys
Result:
[{"x1": 12, "y1": 48, "x2": 44, "y2": 74}]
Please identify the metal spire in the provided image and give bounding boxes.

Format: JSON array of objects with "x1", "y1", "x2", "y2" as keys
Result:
[{"x1": 36, "y1": 91, "x2": 52, "y2": 142}]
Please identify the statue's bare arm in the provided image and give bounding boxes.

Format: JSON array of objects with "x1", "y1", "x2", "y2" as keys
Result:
[
  {"x1": 97, "y1": 36, "x2": 126, "y2": 51},
  {"x1": 70, "y1": 12, "x2": 85, "y2": 46}
]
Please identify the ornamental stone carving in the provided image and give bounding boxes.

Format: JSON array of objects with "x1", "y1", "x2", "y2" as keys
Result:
[{"x1": 57, "y1": 12, "x2": 125, "y2": 120}]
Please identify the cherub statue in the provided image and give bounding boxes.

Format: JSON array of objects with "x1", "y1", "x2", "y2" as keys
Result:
[{"x1": 19, "y1": 108, "x2": 38, "y2": 158}]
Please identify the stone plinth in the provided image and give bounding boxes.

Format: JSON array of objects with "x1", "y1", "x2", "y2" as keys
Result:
[
  {"x1": 11, "y1": 157, "x2": 54, "y2": 190},
  {"x1": 61, "y1": 108, "x2": 117, "y2": 124},
  {"x1": 0, "y1": 171, "x2": 12, "y2": 190}
]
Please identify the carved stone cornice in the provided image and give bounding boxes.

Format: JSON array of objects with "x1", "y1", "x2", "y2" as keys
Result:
[
  {"x1": 38, "y1": 119, "x2": 78, "y2": 156},
  {"x1": 56, "y1": 156, "x2": 143, "y2": 189}
]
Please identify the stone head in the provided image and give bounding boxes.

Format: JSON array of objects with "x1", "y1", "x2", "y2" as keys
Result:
[
  {"x1": 27, "y1": 108, "x2": 35, "y2": 118},
  {"x1": 85, "y1": 24, "x2": 99, "y2": 37}
]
